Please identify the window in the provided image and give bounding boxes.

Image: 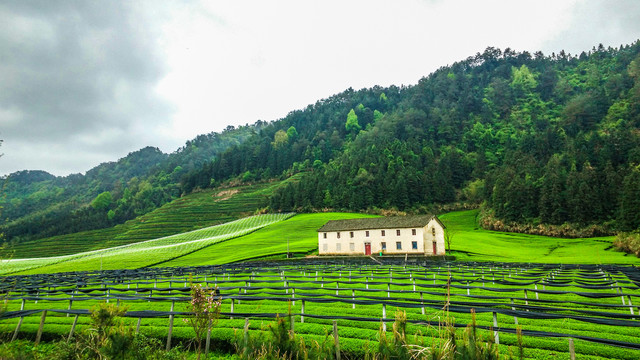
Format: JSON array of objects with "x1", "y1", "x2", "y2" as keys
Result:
[
  {"x1": 350, "y1": 242, "x2": 355, "y2": 251},
  {"x1": 323, "y1": 243, "x2": 328, "y2": 251},
  {"x1": 323, "y1": 233, "x2": 327, "y2": 239},
  {"x1": 432, "y1": 228, "x2": 436, "y2": 236},
  {"x1": 396, "y1": 229, "x2": 401, "y2": 236},
  {"x1": 381, "y1": 230, "x2": 385, "y2": 236},
  {"x1": 350, "y1": 231, "x2": 354, "y2": 238},
  {"x1": 396, "y1": 242, "x2": 402, "y2": 250},
  {"x1": 365, "y1": 230, "x2": 370, "y2": 237},
  {"x1": 412, "y1": 241, "x2": 418, "y2": 250},
  {"x1": 336, "y1": 243, "x2": 341, "y2": 251},
  {"x1": 412, "y1": 229, "x2": 416, "y2": 236},
  {"x1": 381, "y1": 242, "x2": 387, "y2": 250},
  {"x1": 337, "y1": 232, "x2": 341, "y2": 239}
]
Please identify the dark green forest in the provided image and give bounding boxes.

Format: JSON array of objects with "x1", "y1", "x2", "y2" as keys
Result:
[
  {"x1": 0, "y1": 125, "x2": 260, "y2": 244},
  {"x1": 3, "y1": 41, "x2": 640, "y2": 246},
  {"x1": 187, "y1": 42, "x2": 640, "y2": 234}
]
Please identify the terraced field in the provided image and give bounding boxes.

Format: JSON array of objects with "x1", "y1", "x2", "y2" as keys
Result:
[
  {"x1": 1, "y1": 213, "x2": 294, "y2": 275},
  {"x1": 1, "y1": 261, "x2": 639, "y2": 359},
  {"x1": 158, "y1": 212, "x2": 379, "y2": 267},
  {"x1": 3, "y1": 181, "x2": 285, "y2": 259}
]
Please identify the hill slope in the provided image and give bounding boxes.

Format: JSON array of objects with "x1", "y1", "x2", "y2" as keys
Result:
[
  {"x1": 4, "y1": 40, "x2": 640, "y2": 249},
  {"x1": 2, "y1": 180, "x2": 286, "y2": 259}
]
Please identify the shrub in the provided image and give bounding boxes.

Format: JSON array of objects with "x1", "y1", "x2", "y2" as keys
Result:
[
  {"x1": 183, "y1": 280, "x2": 222, "y2": 360},
  {"x1": 614, "y1": 232, "x2": 640, "y2": 257},
  {"x1": 234, "y1": 304, "x2": 335, "y2": 360}
]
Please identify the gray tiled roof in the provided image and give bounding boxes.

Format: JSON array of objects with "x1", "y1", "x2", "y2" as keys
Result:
[{"x1": 317, "y1": 215, "x2": 442, "y2": 232}]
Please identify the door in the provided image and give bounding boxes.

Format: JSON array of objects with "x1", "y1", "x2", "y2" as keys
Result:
[
  {"x1": 365, "y1": 243, "x2": 371, "y2": 255},
  {"x1": 432, "y1": 241, "x2": 437, "y2": 255}
]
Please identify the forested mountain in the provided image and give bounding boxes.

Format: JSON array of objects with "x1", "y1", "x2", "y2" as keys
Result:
[
  {"x1": 186, "y1": 41, "x2": 640, "y2": 234},
  {"x1": 1, "y1": 125, "x2": 259, "y2": 244},
  {"x1": 3, "y1": 40, "x2": 640, "y2": 247}
]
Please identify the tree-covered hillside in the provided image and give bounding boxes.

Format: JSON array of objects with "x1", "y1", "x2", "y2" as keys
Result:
[
  {"x1": 0, "y1": 125, "x2": 259, "y2": 244},
  {"x1": 4, "y1": 40, "x2": 640, "y2": 248},
  {"x1": 188, "y1": 42, "x2": 640, "y2": 233}
]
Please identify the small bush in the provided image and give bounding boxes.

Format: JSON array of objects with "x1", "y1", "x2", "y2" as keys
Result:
[
  {"x1": 234, "y1": 305, "x2": 335, "y2": 360},
  {"x1": 613, "y1": 232, "x2": 640, "y2": 257}
]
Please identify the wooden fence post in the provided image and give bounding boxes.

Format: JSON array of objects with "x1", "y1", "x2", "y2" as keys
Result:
[
  {"x1": 11, "y1": 299, "x2": 26, "y2": 342},
  {"x1": 382, "y1": 304, "x2": 387, "y2": 332},
  {"x1": 242, "y1": 318, "x2": 250, "y2": 355},
  {"x1": 492, "y1": 312, "x2": 499, "y2": 345},
  {"x1": 289, "y1": 312, "x2": 294, "y2": 333},
  {"x1": 510, "y1": 298, "x2": 518, "y2": 325},
  {"x1": 166, "y1": 301, "x2": 175, "y2": 351},
  {"x1": 333, "y1": 320, "x2": 341, "y2": 360},
  {"x1": 301, "y1": 300, "x2": 305, "y2": 323},
  {"x1": 205, "y1": 319, "x2": 213, "y2": 355},
  {"x1": 352, "y1": 289, "x2": 355, "y2": 309},
  {"x1": 420, "y1": 292, "x2": 425, "y2": 315},
  {"x1": 568, "y1": 338, "x2": 576, "y2": 360},
  {"x1": 230, "y1": 299, "x2": 235, "y2": 319},
  {"x1": 35, "y1": 310, "x2": 47, "y2": 346},
  {"x1": 68, "y1": 315, "x2": 79, "y2": 342},
  {"x1": 136, "y1": 318, "x2": 142, "y2": 333}
]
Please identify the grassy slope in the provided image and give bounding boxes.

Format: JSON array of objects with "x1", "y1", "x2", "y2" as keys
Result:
[
  {"x1": 5, "y1": 181, "x2": 283, "y2": 259},
  {"x1": 158, "y1": 212, "x2": 379, "y2": 267},
  {"x1": 440, "y1": 209, "x2": 638, "y2": 264},
  {"x1": 6, "y1": 205, "x2": 637, "y2": 275},
  {"x1": 161, "y1": 209, "x2": 640, "y2": 267},
  {"x1": 14, "y1": 213, "x2": 294, "y2": 275}
]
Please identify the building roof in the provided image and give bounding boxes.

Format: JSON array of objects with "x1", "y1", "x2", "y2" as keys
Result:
[{"x1": 317, "y1": 215, "x2": 444, "y2": 232}]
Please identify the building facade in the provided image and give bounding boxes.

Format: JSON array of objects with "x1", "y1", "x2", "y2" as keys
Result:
[{"x1": 317, "y1": 215, "x2": 446, "y2": 256}]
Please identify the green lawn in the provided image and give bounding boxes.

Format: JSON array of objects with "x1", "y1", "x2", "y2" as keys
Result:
[
  {"x1": 4, "y1": 209, "x2": 637, "y2": 276},
  {"x1": 158, "y1": 212, "x2": 379, "y2": 266},
  {"x1": 440, "y1": 210, "x2": 638, "y2": 264}
]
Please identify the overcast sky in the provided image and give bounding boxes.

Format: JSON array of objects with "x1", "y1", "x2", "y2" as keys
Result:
[{"x1": 1, "y1": 0, "x2": 640, "y2": 177}]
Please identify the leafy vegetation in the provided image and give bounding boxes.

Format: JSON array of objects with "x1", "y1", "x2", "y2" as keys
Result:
[
  {"x1": 176, "y1": 41, "x2": 640, "y2": 235},
  {"x1": 2, "y1": 262, "x2": 638, "y2": 359},
  {"x1": 613, "y1": 232, "x2": 640, "y2": 257},
  {"x1": 3, "y1": 213, "x2": 293, "y2": 275},
  {"x1": 1, "y1": 181, "x2": 284, "y2": 260},
  {"x1": 5, "y1": 41, "x2": 640, "y2": 251},
  {"x1": 1, "y1": 125, "x2": 260, "y2": 248}
]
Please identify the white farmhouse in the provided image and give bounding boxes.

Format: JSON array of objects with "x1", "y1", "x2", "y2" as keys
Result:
[{"x1": 317, "y1": 215, "x2": 446, "y2": 256}]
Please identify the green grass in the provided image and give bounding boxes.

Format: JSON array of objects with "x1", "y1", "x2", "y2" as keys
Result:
[
  {"x1": 439, "y1": 210, "x2": 639, "y2": 264},
  {"x1": 158, "y1": 212, "x2": 379, "y2": 267},
  {"x1": 3, "y1": 213, "x2": 294, "y2": 275},
  {"x1": 3, "y1": 181, "x2": 288, "y2": 259}
]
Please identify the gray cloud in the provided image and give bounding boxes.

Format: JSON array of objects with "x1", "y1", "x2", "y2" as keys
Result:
[
  {"x1": 0, "y1": 1, "x2": 172, "y2": 176},
  {"x1": 542, "y1": 0, "x2": 640, "y2": 56}
]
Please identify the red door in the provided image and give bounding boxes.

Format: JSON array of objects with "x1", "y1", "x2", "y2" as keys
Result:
[
  {"x1": 432, "y1": 242, "x2": 437, "y2": 255},
  {"x1": 365, "y1": 243, "x2": 371, "y2": 255}
]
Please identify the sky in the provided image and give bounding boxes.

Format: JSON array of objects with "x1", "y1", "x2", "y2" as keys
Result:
[{"x1": 1, "y1": 0, "x2": 640, "y2": 177}]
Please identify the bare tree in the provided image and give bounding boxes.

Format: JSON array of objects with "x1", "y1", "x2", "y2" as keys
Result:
[{"x1": 444, "y1": 228, "x2": 457, "y2": 254}]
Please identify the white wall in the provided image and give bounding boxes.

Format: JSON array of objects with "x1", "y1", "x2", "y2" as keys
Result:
[{"x1": 318, "y1": 219, "x2": 446, "y2": 256}]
